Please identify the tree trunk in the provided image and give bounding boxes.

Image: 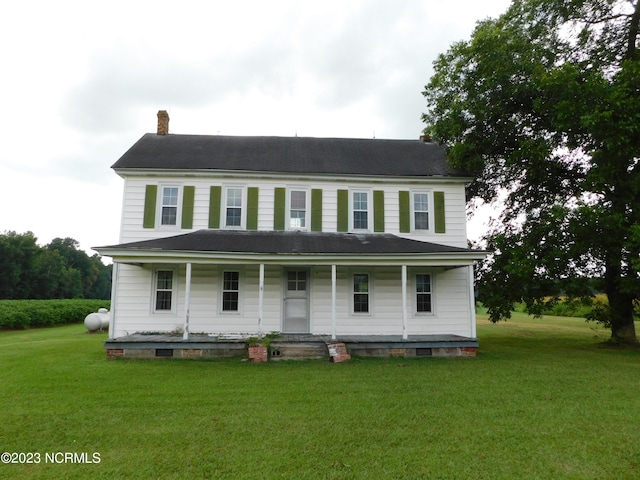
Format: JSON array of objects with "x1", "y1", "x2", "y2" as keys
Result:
[
  {"x1": 607, "y1": 291, "x2": 637, "y2": 344},
  {"x1": 605, "y1": 259, "x2": 638, "y2": 344}
]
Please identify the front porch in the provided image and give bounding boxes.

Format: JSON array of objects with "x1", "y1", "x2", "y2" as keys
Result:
[{"x1": 105, "y1": 333, "x2": 478, "y2": 360}]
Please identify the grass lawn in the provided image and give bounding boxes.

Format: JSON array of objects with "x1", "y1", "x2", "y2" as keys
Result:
[{"x1": 1, "y1": 315, "x2": 639, "y2": 479}]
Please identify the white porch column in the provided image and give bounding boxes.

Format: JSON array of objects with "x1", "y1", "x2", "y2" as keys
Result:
[
  {"x1": 468, "y1": 265, "x2": 477, "y2": 338},
  {"x1": 331, "y1": 264, "x2": 337, "y2": 340},
  {"x1": 108, "y1": 262, "x2": 119, "y2": 339},
  {"x1": 258, "y1": 263, "x2": 265, "y2": 338},
  {"x1": 183, "y1": 262, "x2": 192, "y2": 340},
  {"x1": 401, "y1": 264, "x2": 408, "y2": 340}
]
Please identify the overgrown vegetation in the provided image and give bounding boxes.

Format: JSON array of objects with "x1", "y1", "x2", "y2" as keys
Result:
[
  {"x1": 0, "y1": 299, "x2": 110, "y2": 329},
  {"x1": 0, "y1": 231, "x2": 111, "y2": 300},
  {"x1": 0, "y1": 316, "x2": 639, "y2": 479}
]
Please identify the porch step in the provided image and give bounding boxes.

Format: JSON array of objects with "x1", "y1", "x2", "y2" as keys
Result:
[{"x1": 269, "y1": 341, "x2": 328, "y2": 361}]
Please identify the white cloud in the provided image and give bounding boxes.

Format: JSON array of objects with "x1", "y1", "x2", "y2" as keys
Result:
[{"x1": 0, "y1": 0, "x2": 511, "y2": 256}]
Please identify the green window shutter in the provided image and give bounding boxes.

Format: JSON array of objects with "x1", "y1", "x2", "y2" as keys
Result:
[
  {"x1": 434, "y1": 191, "x2": 446, "y2": 233},
  {"x1": 274, "y1": 187, "x2": 286, "y2": 230},
  {"x1": 208, "y1": 186, "x2": 221, "y2": 229},
  {"x1": 247, "y1": 187, "x2": 259, "y2": 230},
  {"x1": 311, "y1": 189, "x2": 323, "y2": 232},
  {"x1": 143, "y1": 185, "x2": 157, "y2": 228},
  {"x1": 399, "y1": 191, "x2": 410, "y2": 233},
  {"x1": 337, "y1": 189, "x2": 348, "y2": 232},
  {"x1": 373, "y1": 190, "x2": 385, "y2": 232},
  {"x1": 181, "y1": 186, "x2": 195, "y2": 229}
]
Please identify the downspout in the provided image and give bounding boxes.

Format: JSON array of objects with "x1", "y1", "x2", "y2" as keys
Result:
[
  {"x1": 108, "y1": 262, "x2": 119, "y2": 339},
  {"x1": 468, "y1": 265, "x2": 477, "y2": 339}
]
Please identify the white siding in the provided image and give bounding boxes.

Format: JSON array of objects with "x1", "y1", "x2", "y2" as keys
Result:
[
  {"x1": 118, "y1": 175, "x2": 469, "y2": 246},
  {"x1": 112, "y1": 264, "x2": 474, "y2": 338},
  {"x1": 111, "y1": 171, "x2": 476, "y2": 339}
]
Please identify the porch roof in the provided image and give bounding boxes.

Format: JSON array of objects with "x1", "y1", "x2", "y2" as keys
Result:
[{"x1": 94, "y1": 230, "x2": 486, "y2": 266}]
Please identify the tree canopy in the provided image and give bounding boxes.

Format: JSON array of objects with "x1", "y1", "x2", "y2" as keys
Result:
[
  {"x1": 0, "y1": 231, "x2": 111, "y2": 300},
  {"x1": 422, "y1": 0, "x2": 640, "y2": 343}
]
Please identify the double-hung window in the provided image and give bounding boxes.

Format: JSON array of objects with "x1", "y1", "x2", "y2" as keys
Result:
[
  {"x1": 289, "y1": 189, "x2": 308, "y2": 230},
  {"x1": 224, "y1": 187, "x2": 244, "y2": 228},
  {"x1": 413, "y1": 192, "x2": 429, "y2": 231},
  {"x1": 352, "y1": 273, "x2": 370, "y2": 313},
  {"x1": 351, "y1": 190, "x2": 371, "y2": 231},
  {"x1": 160, "y1": 186, "x2": 179, "y2": 226},
  {"x1": 154, "y1": 270, "x2": 175, "y2": 312},
  {"x1": 222, "y1": 271, "x2": 240, "y2": 312},
  {"x1": 415, "y1": 273, "x2": 433, "y2": 313}
]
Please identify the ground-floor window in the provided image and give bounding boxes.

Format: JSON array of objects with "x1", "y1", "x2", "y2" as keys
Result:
[
  {"x1": 416, "y1": 273, "x2": 432, "y2": 313},
  {"x1": 352, "y1": 273, "x2": 370, "y2": 313},
  {"x1": 222, "y1": 271, "x2": 240, "y2": 312},
  {"x1": 154, "y1": 270, "x2": 174, "y2": 312}
]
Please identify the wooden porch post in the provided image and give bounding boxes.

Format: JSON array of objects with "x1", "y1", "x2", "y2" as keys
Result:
[
  {"x1": 183, "y1": 262, "x2": 192, "y2": 340},
  {"x1": 258, "y1": 263, "x2": 265, "y2": 339},
  {"x1": 402, "y1": 264, "x2": 408, "y2": 340},
  {"x1": 331, "y1": 264, "x2": 337, "y2": 340}
]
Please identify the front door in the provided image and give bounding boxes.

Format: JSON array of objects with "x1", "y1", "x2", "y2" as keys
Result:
[{"x1": 283, "y1": 269, "x2": 309, "y2": 333}]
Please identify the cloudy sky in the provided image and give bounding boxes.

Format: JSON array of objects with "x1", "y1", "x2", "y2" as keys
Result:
[{"x1": 1, "y1": 0, "x2": 511, "y2": 260}]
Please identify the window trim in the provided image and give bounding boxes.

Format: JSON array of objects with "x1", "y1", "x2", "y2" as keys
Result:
[
  {"x1": 219, "y1": 268, "x2": 243, "y2": 315},
  {"x1": 221, "y1": 186, "x2": 247, "y2": 230},
  {"x1": 349, "y1": 189, "x2": 372, "y2": 233},
  {"x1": 152, "y1": 268, "x2": 177, "y2": 315},
  {"x1": 411, "y1": 270, "x2": 435, "y2": 316},
  {"x1": 410, "y1": 190, "x2": 433, "y2": 233},
  {"x1": 157, "y1": 184, "x2": 183, "y2": 229},
  {"x1": 286, "y1": 187, "x2": 310, "y2": 231},
  {"x1": 350, "y1": 270, "x2": 372, "y2": 316}
]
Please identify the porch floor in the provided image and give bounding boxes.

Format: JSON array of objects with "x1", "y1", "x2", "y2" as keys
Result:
[{"x1": 105, "y1": 333, "x2": 478, "y2": 359}]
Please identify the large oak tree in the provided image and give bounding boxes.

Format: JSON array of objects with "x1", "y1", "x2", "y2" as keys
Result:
[{"x1": 422, "y1": 0, "x2": 640, "y2": 343}]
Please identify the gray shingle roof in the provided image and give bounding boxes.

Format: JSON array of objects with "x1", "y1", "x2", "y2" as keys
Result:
[
  {"x1": 98, "y1": 230, "x2": 478, "y2": 255},
  {"x1": 112, "y1": 134, "x2": 467, "y2": 177}
]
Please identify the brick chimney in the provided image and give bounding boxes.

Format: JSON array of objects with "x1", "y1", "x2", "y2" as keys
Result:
[{"x1": 157, "y1": 110, "x2": 170, "y2": 135}]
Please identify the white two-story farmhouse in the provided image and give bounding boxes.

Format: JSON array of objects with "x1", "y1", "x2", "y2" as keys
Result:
[{"x1": 95, "y1": 111, "x2": 485, "y2": 359}]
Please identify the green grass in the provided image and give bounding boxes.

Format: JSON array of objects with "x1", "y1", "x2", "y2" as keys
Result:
[{"x1": 1, "y1": 315, "x2": 640, "y2": 479}]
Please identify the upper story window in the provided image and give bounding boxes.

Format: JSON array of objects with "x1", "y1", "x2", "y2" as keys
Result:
[
  {"x1": 160, "y1": 187, "x2": 179, "y2": 226},
  {"x1": 143, "y1": 184, "x2": 195, "y2": 230},
  {"x1": 351, "y1": 190, "x2": 371, "y2": 232},
  {"x1": 399, "y1": 190, "x2": 445, "y2": 235},
  {"x1": 223, "y1": 187, "x2": 245, "y2": 229},
  {"x1": 288, "y1": 189, "x2": 309, "y2": 230},
  {"x1": 413, "y1": 192, "x2": 429, "y2": 231}
]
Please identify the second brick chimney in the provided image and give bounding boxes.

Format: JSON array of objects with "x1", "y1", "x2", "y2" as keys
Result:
[{"x1": 157, "y1": 110, "x2": 170, "y2": 135}]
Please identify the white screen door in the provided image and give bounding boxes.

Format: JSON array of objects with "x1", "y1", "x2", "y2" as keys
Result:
[{"x1": 283, "y1": 269, "x2": 309, "y2": 333}]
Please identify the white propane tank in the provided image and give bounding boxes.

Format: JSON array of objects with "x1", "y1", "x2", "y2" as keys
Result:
[{"x1": 84, "y1": 310, "x2": 110, "y2": 332}]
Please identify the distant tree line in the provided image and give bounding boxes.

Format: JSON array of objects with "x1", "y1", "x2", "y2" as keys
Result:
[{"x1": 0, "y1": 231, "x2": 111, "y2": 300}]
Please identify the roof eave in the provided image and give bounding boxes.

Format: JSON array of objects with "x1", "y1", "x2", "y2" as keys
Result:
[
  {"x1": 111, "y1": 167, "x2": 474, "y2": 184},
  {"x1": 93, "y1": 247, "x2": 487, "y2": 266}
]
